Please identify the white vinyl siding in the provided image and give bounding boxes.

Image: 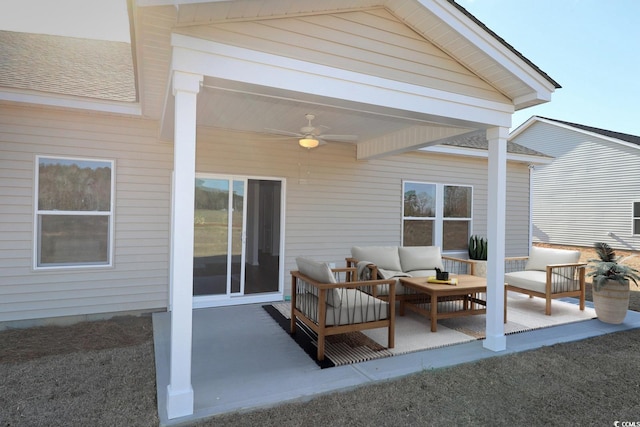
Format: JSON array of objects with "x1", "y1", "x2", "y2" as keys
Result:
[
  {"x1": 194, "y1": 127, "x2": 531, "y2": 294},
  {"x1": 0, "y1": 104, "x2": 172, "y2": 322},
  {"x1": 136, "y1": 7, "x2": 510, "y2": 120},
  {"x1": 178, "y1": 10, "x2": 506, "y2": 103},
  {"x1": 512, "y1": 120, "x2": 640, "y2": 250},
  {"x1": 1, "y1": 105, "x2": 531, "y2": 322}
]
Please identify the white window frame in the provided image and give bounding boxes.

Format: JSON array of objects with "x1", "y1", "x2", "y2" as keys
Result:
[
  {"x1": 633, "y1": 201, "x2": 640, "y2": 235},
  {"x1": 402, "y1": 180, "x2": 473, "y2": 252},
  {"x1": 33, "y1": 155, "x2": 115, "y2": 270}
]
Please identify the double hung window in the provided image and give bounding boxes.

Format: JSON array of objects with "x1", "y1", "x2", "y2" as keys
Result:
[
  {"x1": 634, "y1": 202, "x2": 640, "y2": 235},
  {"x1": 402, "y1": 181, "x2": 472, "y2": 251},
  {"x1": 35, "y1": 156, "x2": 114, "y2": 268}
]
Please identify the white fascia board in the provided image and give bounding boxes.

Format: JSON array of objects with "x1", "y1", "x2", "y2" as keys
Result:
[
  {"x1": 0, "y1": 88, "x2": 141, "y2": 116},
  {"x1": 420, "y1": 0, "x2": 556, "y2": 100},
  {"x1": 420, "y1": 145, "x2": 553, "y2": 165},
  {"x1": 171, "y1": 33, "x2": 513, "y2": 127}
]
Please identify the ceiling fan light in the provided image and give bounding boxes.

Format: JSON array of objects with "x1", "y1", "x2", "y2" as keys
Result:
[{"x1": 299, "y1": 137, "x2": 319, "y2": 149}]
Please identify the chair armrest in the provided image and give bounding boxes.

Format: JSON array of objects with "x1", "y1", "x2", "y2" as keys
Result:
[{"x1": 545, "y1": 263, "x2": 586, "y2": 293}]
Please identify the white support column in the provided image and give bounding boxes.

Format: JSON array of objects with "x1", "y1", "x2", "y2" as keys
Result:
[
  {"x1": 166, "y1": 71, "x2": 202, "y2": 419},
  {"x1": 484, "y1": 127, "x2": 508, "y2": 351}
]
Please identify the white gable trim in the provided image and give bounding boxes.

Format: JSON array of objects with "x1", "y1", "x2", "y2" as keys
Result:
[
  {"x1": 390, "y1": 0, "x2": 557, "y2": 107},
  {"x1": 421, "y1": 144, "x2": 553, "y2": 164},
  {"x1": 167, "y1": 33, "x2": 514, "y2": 127}
]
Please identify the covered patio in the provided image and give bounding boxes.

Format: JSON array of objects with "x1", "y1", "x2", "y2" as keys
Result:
[
  {"x1": 152, "y1": 301, "x2": 640, "y2": 426},
  {"x1": 131, "y1": 0, "x2": 562, "y2": 420}
]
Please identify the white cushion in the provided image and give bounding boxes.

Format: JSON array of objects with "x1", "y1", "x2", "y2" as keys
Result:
[
  {"x1": 525, "y1": 246, "x2": 580, "y2": 271},
  {"x1": 296, "y1": 257, "x2": 341, "y2": 307},
  {"x1": 295, "y1": 289, "x2": 389, "y2": 326},
  {"x1": 398, "y1": 246, "x2": 444, "y2": 272},
  {"x1": 351, "y1": 246, "x2": 402, "y2": 272},
  {"x1": 505, "y1": 270, "x2": 580, "y2": 294}
]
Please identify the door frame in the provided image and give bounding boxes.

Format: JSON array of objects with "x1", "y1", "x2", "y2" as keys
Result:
[{"x1": 191, "y1": 173, "x2": 286, "y2": 309}]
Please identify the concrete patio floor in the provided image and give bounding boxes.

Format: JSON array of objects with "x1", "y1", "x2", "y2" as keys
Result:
[{"x1": 152, "y1": 300, "x2": 640, "y2": 426}]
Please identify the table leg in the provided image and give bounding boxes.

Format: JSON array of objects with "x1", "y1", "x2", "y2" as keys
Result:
[{"x1": 430, "y1": 293, "x2": 437, "y2": 332}]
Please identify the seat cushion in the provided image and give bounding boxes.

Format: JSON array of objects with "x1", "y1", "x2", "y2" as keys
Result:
[
  {"x1": 525, "y1": 246, "x2": 580, "y2": 271},
  {"x1": 398, "y1": 246, "x2": 444, "y2": 273},
  {"x1": 351, "y1": 246, "x2": 402, "y2": 272},
  {"x1": 295, "y1": 289, "x2": 389, "y2": 326},
  {"x1": 296, "y1": 257, "x2": 341, "y2": 307},
  {"x1": 505, "y1": 270, "x2": 580, "y2": 294},
  {"x1": 505, "y1": 270, "x2": 548, "y2": 293}
]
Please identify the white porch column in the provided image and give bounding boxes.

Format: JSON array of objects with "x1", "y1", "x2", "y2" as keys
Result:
[
  {"x1": 484, "y1": 127, "x2": 508, "y2": 351},
  {"x1": 166, "y1": 71, "x2": 202, "y2": 419}
]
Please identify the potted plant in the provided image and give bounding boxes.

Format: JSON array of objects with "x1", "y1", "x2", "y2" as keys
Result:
[
  {"x1": 587, "y1": 242, "x2": 640, "y2": 324},
  {"x1": 468, "y1": 235, "x2": 487, "y2": 277}
]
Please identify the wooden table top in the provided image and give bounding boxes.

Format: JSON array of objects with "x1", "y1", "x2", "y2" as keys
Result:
[{"x1": 399, "y1": 274, "x2": 487, "y2": 294}]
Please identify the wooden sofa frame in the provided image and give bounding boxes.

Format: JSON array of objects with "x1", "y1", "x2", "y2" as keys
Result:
[
  {"x1": 505, "y1": 256, "x2": 587, "y2": 315},
  {"x1": 291, "y1": 267, "x2": 395, "y2": 361}
]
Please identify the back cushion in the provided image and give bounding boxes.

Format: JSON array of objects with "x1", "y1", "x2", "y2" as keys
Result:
[
  {"x1": 296, "y1": 257, "x2": 341, "y2": 307},
  {"x1": 351, "y1": 246, "x2": 402, "y2": 272},
  {"x1": 525, "y1": 246, "x2": 580, "y2": 271},
  {"x1": 399, "y1": 246, "x2": 444, "y2": 272}
]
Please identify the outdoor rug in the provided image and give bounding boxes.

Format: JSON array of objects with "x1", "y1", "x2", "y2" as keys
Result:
[{"x1": 264, "y1": 293, "x2": 596, "y2": 368}]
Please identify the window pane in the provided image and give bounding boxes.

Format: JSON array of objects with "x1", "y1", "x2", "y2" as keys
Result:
[
  {"x1": 39, "y1": 215, "x2": 109, "y2": 265},
  {"x1": 634, "y1": 218, "x2": 640, "y2": 235},
  {"x1": 38, "y1": 158, "x2": 112, "y2": 211},
  {"x1": 403, "y1": 220, "x2": 433, "y2": 246},
  {"x1": 444, "y1": 186, "x2": 471, "y2": 218},
  {"x1": 194, "y1": 178, "x2": 230, "y2": 296},
  {"x1": 404, "y1": 182, "x2": 435, "y2": 217},
  {"x1": 634, "y1": 202, "x2": 640, "y2": 218},
  {"x1": 443, "y1": 220, "x2": 469, "y2": 251}
]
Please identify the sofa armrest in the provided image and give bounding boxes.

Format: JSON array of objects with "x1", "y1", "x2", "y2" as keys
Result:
[{"x1": 442, "y1": 256, "x2": 474, "y2": 275}]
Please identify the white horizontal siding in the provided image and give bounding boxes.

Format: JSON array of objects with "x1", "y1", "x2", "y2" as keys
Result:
[
  {"x1": 195, "y1": 127, "x2": 530, "y2": 295},
  {"x1": 1, "y1": 103, "x2": 531, "y2": 322},
  {"x1": 0, "y1": 103, "x2": 172, "y2": 322},
  {"x1": 177, "y1": 9, "x2": 507, "y2": 103},
  {"x1": 512, "y1": 121, "x2": 640, "y2": 251}
]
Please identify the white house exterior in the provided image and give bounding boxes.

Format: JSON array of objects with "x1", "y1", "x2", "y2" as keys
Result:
[
  {"x1": 510, "y1": 116, "x2": 640, "y2": 251},
  {"x1": 0, "y1": 0, "x2": 560, "y2": 418}
]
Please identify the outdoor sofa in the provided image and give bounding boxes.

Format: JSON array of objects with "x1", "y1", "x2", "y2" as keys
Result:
[
  {"x1": 345, "y1": 245, "x2": 474, "y2": 303},
  {"x1": 290, "y1": 257, "x2": 395, "y2": 361},
  {"x1": 504, "y1": 246, "x2": 586, "y2": 315}
]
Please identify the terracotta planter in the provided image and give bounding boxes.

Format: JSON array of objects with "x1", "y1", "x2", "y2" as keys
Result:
[{"x1": 592, "y1": 279, "x2": 630, "y2": 324}]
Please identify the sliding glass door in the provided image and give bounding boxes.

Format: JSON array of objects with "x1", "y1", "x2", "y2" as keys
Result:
[{"x1": 192, "y1": 175, "x2": 282, "y2": 304}]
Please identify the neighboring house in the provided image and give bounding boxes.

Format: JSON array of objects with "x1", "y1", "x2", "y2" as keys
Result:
[
  {"x1": 510, "y1": 116, "x2": 640, "y2": 251},
  {"x1": 0, "y1": 0, "x2": 559, "y2": 418}
]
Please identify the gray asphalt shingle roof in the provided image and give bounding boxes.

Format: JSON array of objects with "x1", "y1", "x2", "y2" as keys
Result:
[
  {"x1": 441, "y1": 130, "x2": 551, "y2": 157},
  {"x1": 0, "y1": 30, "x2": 136, "y2": 102}
]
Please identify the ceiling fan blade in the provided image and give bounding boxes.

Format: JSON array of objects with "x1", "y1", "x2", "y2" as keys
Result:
[
  {"x1": 264, "y1": 128, "x2": 303, "y2": 137},
  {"x1": 320, "y1": 134, "x2": 358, "y2": 142}
]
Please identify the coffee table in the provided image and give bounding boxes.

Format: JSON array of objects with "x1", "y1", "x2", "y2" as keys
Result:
[{"x1": 399, "y1": 274, "x2": 497, "y2": 332}]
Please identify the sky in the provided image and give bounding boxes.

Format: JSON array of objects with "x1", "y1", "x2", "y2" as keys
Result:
[{"x1": 1, "y1": 0, "x2": 639, "y2": 136}]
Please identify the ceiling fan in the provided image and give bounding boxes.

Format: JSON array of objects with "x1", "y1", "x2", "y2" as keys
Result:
[{"x1": 264, "y1": 114, "x2": 358, "y2": 149}]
